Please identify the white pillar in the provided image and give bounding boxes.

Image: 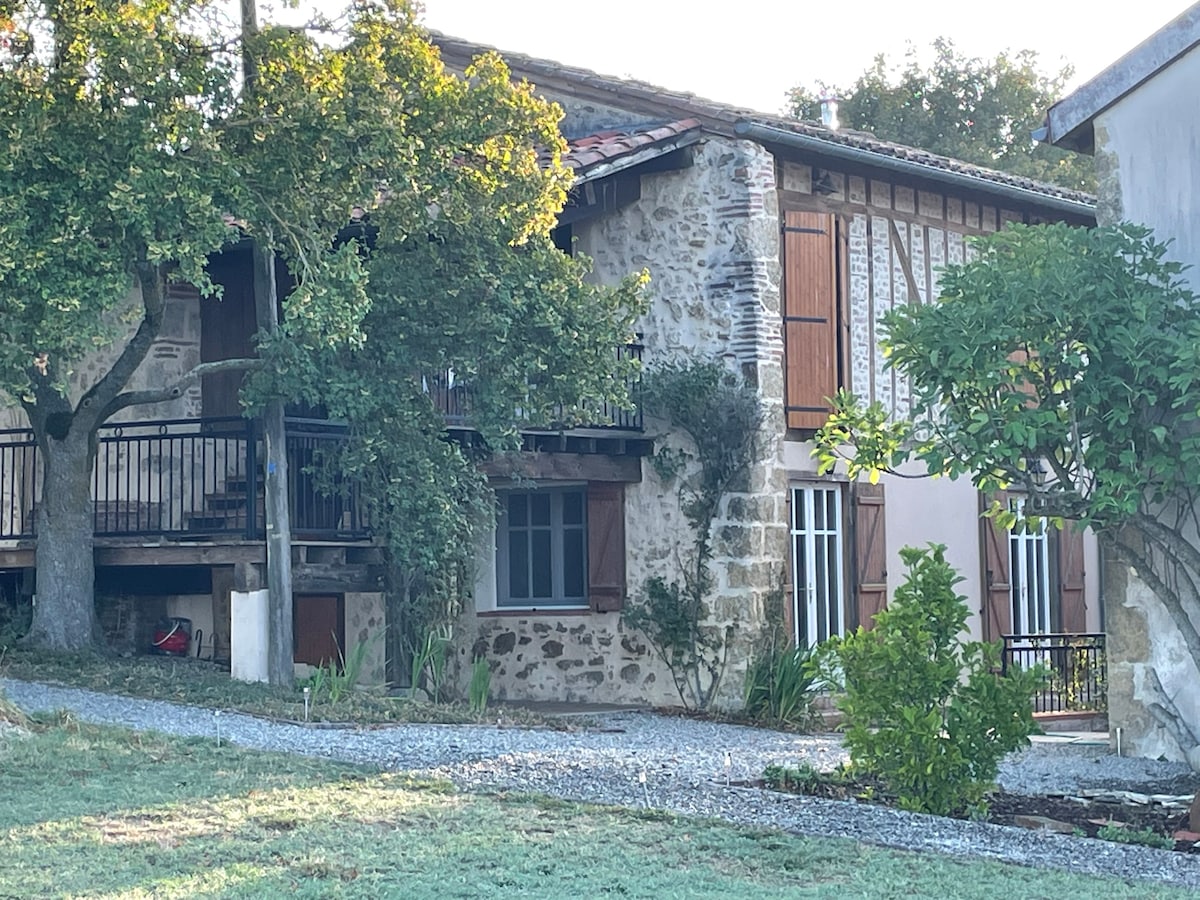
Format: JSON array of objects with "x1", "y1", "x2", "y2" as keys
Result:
[{"x1": 230, "y1": 588, "x2": 270, "y2": 683}]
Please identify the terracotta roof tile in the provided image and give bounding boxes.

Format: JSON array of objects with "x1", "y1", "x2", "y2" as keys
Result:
[
  {"x1": 555, "y1": 119, "x2": 703, "y2": 176},
  {"x1": 433, "y1": 33, "x2": 1095, "y2": 210}
]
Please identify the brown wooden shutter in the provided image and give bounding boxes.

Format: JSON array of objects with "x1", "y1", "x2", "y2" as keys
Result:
[
  {"x1": 1058, "y1": 523, "x2": 1087, "y2": 633},
  {"x1": 980, "y1": 491, "x2": 1012, "y2": 640},
  {"x1": 783, "y1": 210, "x2": 839, "y2": 430},
  {"x1": 853, "y1": 482, "x2": 887, "y2": 630},
  {"x1": 587, "y1": 482, "x2": 625, "y2": 612}
]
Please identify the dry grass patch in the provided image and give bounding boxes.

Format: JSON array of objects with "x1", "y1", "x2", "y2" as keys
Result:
[{"x1": 0, "y1": 720, "x2": 1192, "y2": 899}]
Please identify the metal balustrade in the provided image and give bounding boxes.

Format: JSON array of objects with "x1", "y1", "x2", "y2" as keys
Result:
[
  {"x1": 425, "y1": 341, "x2": 645, "y2": 432},
  {"x1": 0, "y1": 417, "x2": 369, "y2": 541},
  {"x1": 1002, "y1": 632, "x2": 1107, "y2": 713}
]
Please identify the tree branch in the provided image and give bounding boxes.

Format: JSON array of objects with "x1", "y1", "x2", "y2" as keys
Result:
[
  {"x1": 75, "y1": 262, "x2": 167, "y2": 427},
  {"x1": 99, "y1": 357, "x2": 263, "y2": 420}
]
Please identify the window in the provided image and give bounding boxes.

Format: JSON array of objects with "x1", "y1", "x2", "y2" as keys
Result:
[
  {"x1": 497, "y1": 487, "x2": 588, "y2": 608},
  {"x1": 982, "y1": 490, "x2": 1087, "y2": 639},
  {"x1": 1008, "y1": 497, "x2": 1053, "y2": 635},
  {"x1": 791, "y1": 485, "x2": 846, "y2": 646}
]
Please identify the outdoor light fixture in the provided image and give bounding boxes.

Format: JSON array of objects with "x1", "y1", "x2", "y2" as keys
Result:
[
  {"x1": 812, "y1": 169, "x2": 839, "y2": 195},
  {"x1": 1024, "y1": 455, "x2": 1048, "y2": 490}
]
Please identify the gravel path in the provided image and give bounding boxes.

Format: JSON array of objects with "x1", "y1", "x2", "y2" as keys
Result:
[{"x1": 5, "y1": 677, "x2": 1200, "y2": 889}]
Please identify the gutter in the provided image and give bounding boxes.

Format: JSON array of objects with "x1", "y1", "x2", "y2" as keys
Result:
[{"x1": 734, "y1": 120, "x2": 1096, "y2": 220}]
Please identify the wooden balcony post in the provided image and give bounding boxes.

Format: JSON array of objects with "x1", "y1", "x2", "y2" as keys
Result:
[{"x1": 253, "y1": 243, "x2": 294, "y2": 687}]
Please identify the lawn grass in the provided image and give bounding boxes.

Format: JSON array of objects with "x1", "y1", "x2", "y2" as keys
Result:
[
  {"x1": 0, "y1": 709, "x2": 1187, "y2": 899},
  {"x1": 0, "y1": 646, "x2": 554, "y2": 727}
]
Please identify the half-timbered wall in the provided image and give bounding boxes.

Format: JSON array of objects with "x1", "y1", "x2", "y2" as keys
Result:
[{"x1": 777, "y1": 159, "x2": 1029, "y2": 426}]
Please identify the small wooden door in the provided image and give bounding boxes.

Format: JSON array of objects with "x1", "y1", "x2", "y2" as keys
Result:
[{"x1": 294, "y1": 594, "x2": 344, "y2": 668}]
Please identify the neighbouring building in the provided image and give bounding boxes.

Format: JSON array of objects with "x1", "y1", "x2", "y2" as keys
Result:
[{"x1": 1044, "y1": 2, "x2": 1200, "y2": 762}]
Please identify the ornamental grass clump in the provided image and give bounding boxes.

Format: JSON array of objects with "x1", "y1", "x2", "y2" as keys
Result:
[{"x1": 822, "y1": 543, "x2": 1042, "y2": 816}]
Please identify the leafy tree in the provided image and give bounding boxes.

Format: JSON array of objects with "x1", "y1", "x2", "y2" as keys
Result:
[
  {"x1": 789, "y1": 39, "x2": 1094, "y2": 192},
  {"x1": 0, "y1": 0, "x2": 644, "y2": 655},
  {"x1": 814, "y1": 222, "x2": 1200, "y2": 754}
]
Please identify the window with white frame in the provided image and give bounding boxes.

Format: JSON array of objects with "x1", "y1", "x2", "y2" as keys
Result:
[
  {"x1": 497, "y1": 487, "x2": 588, "y2": 608},
  {"x1": 1008, "y1": 496, "x2": 1053, "y2": 634},
  {"x1": 791, "y1": 484, "x2": 845, "y2": 647}
]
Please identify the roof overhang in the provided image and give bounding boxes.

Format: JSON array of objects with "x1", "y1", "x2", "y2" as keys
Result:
[
  {"x1": 1045, "y1": 3, "x2": 1200, "y2": 154},
  {"x1": 735, "y1": 121, "x2": 1096, "y2": 220}
]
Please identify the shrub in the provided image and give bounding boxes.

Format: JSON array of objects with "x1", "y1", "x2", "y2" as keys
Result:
[
  {"x1": 1096, "y1": 822, "x2": 1176, "y2": 850},
  {"x1": 744, "y1": 641, "x2": 819, "y2": 728},
  {"x1": 821, "y1": 543, "x2": 1042, "y2": 816},
  {"x1": 468, "y1": 657, "x2": 491, "y2": 714}
]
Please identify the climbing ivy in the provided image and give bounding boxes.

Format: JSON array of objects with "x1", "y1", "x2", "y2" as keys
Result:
[{"x1": 623, "y1": 362, "x2": 763, "y2": 710}]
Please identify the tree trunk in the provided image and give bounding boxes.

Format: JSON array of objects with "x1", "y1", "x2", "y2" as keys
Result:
[{"x1": 24, "y1": 430, "x2": 101, "y2": 650}]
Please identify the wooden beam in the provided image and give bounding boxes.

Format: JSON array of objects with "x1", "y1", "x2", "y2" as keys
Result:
[
  {"x1": 482, "y1": 452, "x2": 642, "y2": 483},
  {"x1": 0, "y1": 548, "x2": 35, "y2": 568},
  {"x1": 293, "y1": 562, "x2": 385, "y2": 593},
  {"x1": 94, "y1": 544, "x2": 266, "y2": 567}
]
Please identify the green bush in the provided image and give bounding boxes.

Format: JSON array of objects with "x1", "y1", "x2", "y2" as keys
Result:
[
  {"x1": 1096, "y1": 822, "x2": 1176, "y2": 850},
  {"x1": 821, "y1": 543, "x2": 1042, "y2": 816}
]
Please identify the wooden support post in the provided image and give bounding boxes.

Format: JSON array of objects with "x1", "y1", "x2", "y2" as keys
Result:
[{"x1": 253, "y1": 244, "x2": 294, "y2": 687}]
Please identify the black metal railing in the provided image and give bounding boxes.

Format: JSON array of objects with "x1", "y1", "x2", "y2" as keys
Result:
[
  {"x1": 1002, "y1": 632, "x2": 1107, "y2": 713},
  {"x1": 424, "y1": 340, "x2": 645, "y2": 432},
  {"x1": 94, "y1": 417, "x2": 258, "y2": 538},
  {"x1": 0, "y1": 427, "x2": 38, "y2": 539},
  {"x1": 0, "y1": 416, "x2": 370, "y2": 542},
  {"x1": 285, "y1": 418, "x2": 370, "y2": 539}
]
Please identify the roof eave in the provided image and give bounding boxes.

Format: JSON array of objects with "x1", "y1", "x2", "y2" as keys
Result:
[
  {"x1": 570, "y1": 129, "x2": 703, "y2": 185},
  {"x1": 1045, "y1": 2, "x2": 1200, "y2": 151},
  {"x1": 736, "y1": 120, "x2": 1095, "y2": 220}
]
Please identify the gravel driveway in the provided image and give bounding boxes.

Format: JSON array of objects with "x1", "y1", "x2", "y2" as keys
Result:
[{"x1": 4, "y1": 677, "x2": 1200, "y2": 889}]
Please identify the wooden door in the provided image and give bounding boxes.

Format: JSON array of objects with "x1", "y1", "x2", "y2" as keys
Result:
[
  {"x1": 202, "y1": 248, "x2": 258, "y2": 419},
  {"x1": 980, "y1": 491, "x2": 1012, "y2": 640},
  {"x1": 294, "y1": 594, "x2": 344, "y2": 668},
  {"x1": 1058, "y1": 523, "x2": 1087, "y2": 632}
]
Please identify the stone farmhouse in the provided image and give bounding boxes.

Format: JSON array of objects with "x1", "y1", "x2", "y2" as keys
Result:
[
  {"x1": 0, "y1": 35, "x2": 1104, "y2": 710},
  {"x1": 1044, "y1": 1, "x2": 1200, "y2": 763},
  {"x1": 433, "y1": 37, "x2": 1103, "y2": 708}
]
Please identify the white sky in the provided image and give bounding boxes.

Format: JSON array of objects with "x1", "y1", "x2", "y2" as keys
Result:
[{"x1": 418, "y1": 0, "x2": 1193, "y2": 114}]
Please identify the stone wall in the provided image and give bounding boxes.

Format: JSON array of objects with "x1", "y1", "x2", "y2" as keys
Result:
[
  {"x1": 344, "y1": 591, "x2": 387, "y2": 687},
  {"x1": 458, "y1": 130, "x2": 789, "y2": 709}
]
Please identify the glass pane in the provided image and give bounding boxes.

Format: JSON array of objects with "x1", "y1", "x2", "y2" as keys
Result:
[
  {"x1": 563, "y1": 529, "x2": 586, "y2": 599},
  {"x1": 509, "y1": 532, "x2": 529, "y2": 599},
  {"x1": 531, "y1": 493, "x2": 551, "y2": 527},
  {"x1": 826, "y1": 490, "x2": 837, "y2": 531},
  {"x1": 562, "y1": 490, "x2": 584, "y2": 526},
  {"x1": 815, "y1": 536, "x2": 828, "y2": 641},
  {"x1": 792, "y1": 488, "x2": 805, "y2": 530},
  {"x1": 827, "y1": 536, "x2": 840, "y2": 636},
  {"x1": 507, "y1": 493, "x2": 527, "y2": 526},
  {"x1": 531, "y1": 530, "x2": 553, "y2": 598},
  {"x1": 1010, "y1": 539, "x2": 1021, "y2": 632},
  {"x1": 814, "y1": 491, "x2": 825, "y2": 530}
]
